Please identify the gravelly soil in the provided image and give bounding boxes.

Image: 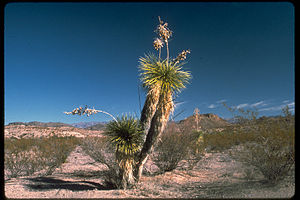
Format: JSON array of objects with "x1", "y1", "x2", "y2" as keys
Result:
[{"x1": 4, "y1": 145, "x2": 295, "y2": 199}]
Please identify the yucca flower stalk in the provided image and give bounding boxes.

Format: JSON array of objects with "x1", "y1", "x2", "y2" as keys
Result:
[
  {"x1": 155, "y1": 16, "x2": 172, "y2": 65},
  {"x1": 173, "y1": 50, "x2": 191, "y2": 65},
  {"x1": 64, "y1": 106, "x2": 117, "y2": 122},
  {"x1": 153, "y1": 38, "x2": 164, "y2": 60}
]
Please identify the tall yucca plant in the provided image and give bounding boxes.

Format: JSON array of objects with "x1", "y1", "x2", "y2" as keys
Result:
[
  {"x1": 136, "y1": 16, "x2": 191, "y2": 179},
  {"x1": 105, "y1": 115, "x2": 143, "y2": 189},
  {"x1": 138, "y1": 16, "x2": 191, "y2": 145},
  {"x1": 136, "y1": 57, "x2": 191, "y2": 179}
]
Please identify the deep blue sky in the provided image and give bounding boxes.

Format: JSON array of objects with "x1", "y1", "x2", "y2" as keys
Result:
[{"x1": 4, "y1": 2, "x2": 294, "y2": 124}]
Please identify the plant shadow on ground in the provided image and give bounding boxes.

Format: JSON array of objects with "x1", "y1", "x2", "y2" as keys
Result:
[
  {"x1": 24, "y1": 177, "x2": 113, "y2": 191},
  {"x1": 64, "y1": 170, "x2": 107, "y2": 179}
]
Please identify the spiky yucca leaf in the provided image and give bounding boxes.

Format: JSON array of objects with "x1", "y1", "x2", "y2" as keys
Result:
[
  {"x1": 105, "y1": 115, "x2": 143, "y2": 157},
  {"x1": 139, "y1": 53, "x2": 191, "y2": 94}
]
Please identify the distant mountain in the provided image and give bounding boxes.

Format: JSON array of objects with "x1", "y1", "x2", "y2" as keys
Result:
[
  {"x1": 176, "y1": 113, "x2": 231, "y2": 131},
  {"x1": 8, "y1": 121, "x2": 73, "y2": 128},
  {"x1": 71, "y1": 122, "x2": 105, "y2": 129},
  {"x1": 225, "y1": 117, "x2": 240, "y2": 124},
  {"x1": 86, "y1": 122, "x2": 107, "y2": 131}
]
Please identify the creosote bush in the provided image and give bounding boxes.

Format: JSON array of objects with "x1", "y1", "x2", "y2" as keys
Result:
[{"x1": 5, "y1": 136, "x2": 79, "y2": 178}]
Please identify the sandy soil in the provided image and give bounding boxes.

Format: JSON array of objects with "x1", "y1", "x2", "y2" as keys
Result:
[{"x1": 4, "y1": 145, "x2": 295, "y2": 199}]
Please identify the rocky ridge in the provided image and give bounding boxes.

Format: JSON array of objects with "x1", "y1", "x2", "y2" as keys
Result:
[{"x1": 4, "y1": 125, "x2": 104, "y2": 139}]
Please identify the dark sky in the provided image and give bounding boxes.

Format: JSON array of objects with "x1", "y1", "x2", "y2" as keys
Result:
[{"x1": 4, "y1": 2, "x2": 294, "y2": 124}]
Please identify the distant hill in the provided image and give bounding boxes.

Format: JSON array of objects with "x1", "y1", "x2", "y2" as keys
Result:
[
  {"x1": 178, "y1": 113, "x2": 231, "y2": 130},
  {"x1": 86, "y1": 122, "x2": 107, "y2": 131},
  {"x1": 71, "y1": 122, "x2": 105, "y2": 129},
  {"x1": 8, "y1": 121, "x2": 73, "y2": 128}
]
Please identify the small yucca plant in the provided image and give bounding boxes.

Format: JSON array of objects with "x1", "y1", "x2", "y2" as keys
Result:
[
  {"x1": 105, "y1": 115, "x2": 143, "y2": 157},
  {"x1": 105, "y1": 115, "x2": 143, "y2": 188}
]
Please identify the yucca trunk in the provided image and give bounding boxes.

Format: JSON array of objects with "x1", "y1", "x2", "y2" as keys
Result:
[
  {"x1": 140, "y1": 86, "x2": 161, "y2": 142},
  {"x1": 135, "y1": 91, "x2": 173, "y2": 180},
  {"x1": 118, "y1": 157, "x2": 135, "y2": 189}
]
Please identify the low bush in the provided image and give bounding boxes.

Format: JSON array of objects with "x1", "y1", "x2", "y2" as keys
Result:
[
  {"x1": 37, "y1": 136, "x2": 79, "y2": 175},
  {"x1": 5, "y1": 136, "x2": 79, "y2": 178},
  {"x1": 152, "y1": 131, "x2": 189, "y2": 172},
  {"x1": 80, "y1": 136, "x2": 120, "y2": 188},
  {"x1": 152, "y1": 128, "x2": 205, "y2": 173},
  {"x1": 229, "y1": 117, "x2": 295, "y2": 184},
  {"x1": 204, "y1": 106, "x2": 295, "y2": 184},
  {"x1": 5, "y1": 138, "x2": 42, "y2": 178},
  {"x1": 184, "y1": 130, "x2": 206, "y2": 169}
]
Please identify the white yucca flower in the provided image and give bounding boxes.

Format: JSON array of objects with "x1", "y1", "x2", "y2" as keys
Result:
[
  {"x1": 64, "y1": 106, "x2": 117, "y2": 122},
  {"x1": 173, "y1": 50, "x2": 191, "y2": 64},
  {"x1": 155, "y1": 17, "x2": 172, "y2": 43},
  {"x1": 153, "y1": 38, "x2": 164, "y2": 50}
]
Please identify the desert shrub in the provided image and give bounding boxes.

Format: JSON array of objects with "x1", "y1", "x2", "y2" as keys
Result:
[
  {"x1": 214, "y1": 105, "x2": 295, "y2": 184},
  {"x1": 5, "y1": 138, "x2": 43, "y2": 178},
  {"x1": 201, "y1": 105, "x2": 295, "y2": 184},
  {"x1": 229, "y1": 116, "x2": 295, "y2": 184},
  {"x1": 152, "y1": 128, "x2": 205, "y2": 172},
  {"x1": 203, "y1": 129, "x2": 236, "y2": 152},
  {"x1": 80, "y1": 136, "x2": 120, "y2": 187},
  {"x1": 37, "y1": 136, "x2": 79, "y2": 175},
  {"x1": 80, "y1": 136, "x2": 117, "y2": 171},
  {"x1": 185, "y1": 130, "x2": 206, "y2": 169},
  {"x1": 4, "y1": 136, "x2": 79, "y2": 178},
  {"x1": 152, "y1": 131, "x2": 189, "y2": 172}
]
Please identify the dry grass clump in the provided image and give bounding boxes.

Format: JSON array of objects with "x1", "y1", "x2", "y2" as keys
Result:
[{"x1": 5, "y1": 136, "x2": 79, "y2": 178}]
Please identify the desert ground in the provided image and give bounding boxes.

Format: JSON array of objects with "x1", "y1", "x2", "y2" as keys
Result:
[{"x1": 4, "y1": 144, "x2": 295, "y2": 199}]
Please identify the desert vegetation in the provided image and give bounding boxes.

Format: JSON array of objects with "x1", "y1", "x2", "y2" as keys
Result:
[
  {"x1": 5, "y1": 136, "x2": 79, "y2": 178},
  {"x1": 202, "y1": 105, "x2": 295, "y2": 184},
  {"x1": 4, "y1": 16, "x2": 294, "y2": 198},
  {"x1": 4, "y1": 106, "x2": 295, "y2": 198}
]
